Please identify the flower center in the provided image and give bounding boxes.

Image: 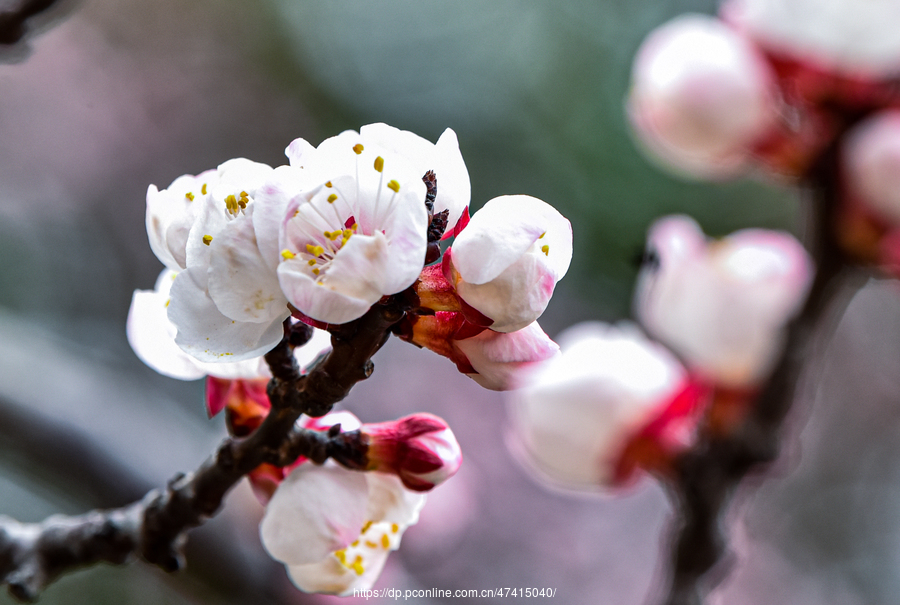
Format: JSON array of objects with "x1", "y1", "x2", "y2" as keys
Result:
[{"x1": 332, "y1": 520, "x2": 401, "y2": 576}]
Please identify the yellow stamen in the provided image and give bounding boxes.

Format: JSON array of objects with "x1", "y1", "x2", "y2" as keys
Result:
[
  {"x1": 306, "y1": 244, "x2": 325, "y2": 256},
  {"x1": 541, "y1": 244, "x2": 550, "y2": 256},
  {"x1": 307, "y1": 259, "x2": 316, "y2": 266},
  {"x1": 201, "y1": 183, "x2": 207, "y2": 195},
  {"x1": 391, "y1": 523, "x2": 399, "y2": 533},
  {"x1": 373, "y1": 156, "x2": 384, "y2": 172},
  {"x1": 353, "y1": 143, "x2": 364, "y2": 155},
  {"x1": 361, "y1": 521, "x2": 373, "y2": 534},
  {"x1": 202, "y1": 235, "x2": 213, "y2": 246},
  {"x1": 365, "y1": 540, "x2": 378, "y2": 548},
  {"x1": 327, "y1": 193, "x2": 338, "y2": 203},
  {"x1": 281, "y1": 249, "x2": 295, "y2": 260},
  {"x1": 325, "y1": 181, "x2": 333, "y2": 188},
  {"x1": 387, "y1": 179, "x2": 400, "y2": 192},
  {"x1": 381, "y1": 533, "x2": 390, "y2": 549},
  {"x1": 335, "y1": 549, "x2": 346, "y2": 564},
  {"x1": 539, "y1": 231, "x2": 546, "y2": 239},
  {"x1": 224, "y1": 194, "x2": 238, "y2": 214},
  {"x1": 350, "y1": 556, "x2": 364, "y2": 576},
  {"x1": 351, "y1": 540, "x2": 359, "y2": 547},
  {"x1": 312, "y1": 268, "x2": 320, "y2": 275},
  {"x1": 164, "y1": 299, "x2": 170, "y2": 308},
  {"x1": 185, "y1": 192, "x2": 194, "y2": 201}
]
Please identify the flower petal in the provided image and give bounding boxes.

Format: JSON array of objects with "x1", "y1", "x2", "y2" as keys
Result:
[
  {"x1": 168, "y1": 266, "x2": 285, "y2": 362},
  {"x1": 208, "y1": 207, "x2": 289, "y2": 324},
  {"x1": 454, "y1": 321, "x2": 560, "y2": 391},
  {"x1": 287, "y1": 550, "x2": 390, "y2": 596},
  {"x1": 253, "y1": 165, "x2": 309, "y2": 272},
  {"x1": 364, "y1": 472, "x2": 426, "y2": 527},
  {"x1": 260, "y1": 463, "x2": 369, "y2": 566}
]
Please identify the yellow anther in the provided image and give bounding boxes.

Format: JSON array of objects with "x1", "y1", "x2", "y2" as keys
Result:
[
  {"x1": 361, "y1": 521, "x2": 373, "y2": 534},
  {"x1": 373, "y1": 156, "x2": 384, "y2": 172},
  {"x1": 350, "y1": 556, "x2": 364, "y2": 576},
  {"x1": 387, "y1": 179, "x2": 400, "y2": 192},
  {"x1": 308, "y1": 259, "x2": 316, "y2": 266},
  {"x1": 327, "y1": 193, "x2": 338, "y2": 203},
  {"x1": 240, "y1": 191, "x2": 249, "y2": 199},
  {"x1": 325, "y1": 181, "x2": 333, "y2": 188},
  {"x1": 224, "y1": 194, "x2": 238, "y2": 214},
  {"x1": 391, "y1": 524, "x2": 399, "y2": 533},
  {"x1": 353, "y1": 143, "x2": 364, "y2": 155},
  {"x1": 238, "y1": 198, "x2": 247, "y2": 209},
  {"x1": 281, "y1": 249, "x2": 296, "y2": 260},
  {"x1": 312, "y1": 268, "x2": 320, "y2": 275},
  {"x1": 201, "y1": 183, "x2": 207, "y2": 195},
  {"x1": 365, "y1": 540, "x2": 378, "y2": 549},
  {"x1": 381, "y1": 533, "x2": 390, "y2": 549},
  {"x1": 306, "y1": 244, "x2": 325, "y2": 256},
  {"x1": 539, "y1": 231, "x2": 546, "y2": 239},
  {"x1": 164, "y1": 299, "x2": 170, "y2": 308},
  {"x1": 351, "y1": 540, "x2": 359, "y2": 547},
  {"x1": 335, "y1": 549, "x2": 346, "y2": 564},
  {"x1": 185, "y1": 192, "x2": 195, "y2": 201},
  {"x1": 342, "y1": 228, "x2": 353, "y2": 238},
  {"x1": 541, "y1": 244, "x2": 550, "y2": 256},
  {"x1": 202, "y1": 235, "x2": 213, "y2": 246}
]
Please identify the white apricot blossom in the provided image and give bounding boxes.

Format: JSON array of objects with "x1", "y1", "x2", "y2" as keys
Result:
[
  {"x1": 507, "y1": 322, "x2": 697, "y2": 490},
  {"x1": 445, "y1": 195, "x2": 572, "y2": 333},
  {"x1": 723, "y1": 0, "x2": 900, "y2": 77},
  {"x1": 628, "y1": 13, "x2": 778, "y2": 178},
  {"x1": 269, "y1": 126, "x2": 449, "y2": 324},
  {"x1": 164, "y1": 158, "x2": 293, "y2": 362},
  {"x1": 127, "y1": 269, "x2": 331, "y2": 380},
  {"x1": 259, "y1": 463, "x2": 425, "y2": 596},
  {"x1": 634, "y1": 215, "x2": 813, "y2": 388}
]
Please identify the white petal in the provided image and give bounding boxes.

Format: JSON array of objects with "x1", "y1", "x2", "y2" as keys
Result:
[
  {"x1": 285, "y1": 137, "x2": 317, "y2": 168},
  {"x1": 168, "y1": 266, "x2": 286, "y2": 362},
  {"x1": 455, "y1": 252, "x2": 558, "y2": 333},
  {"x1": 207, "y1": 208, "x2": 289, "y2": 324},
  {"x1": 278, "y1": 260, "x2": 376, "y2": 325},
  {"x1": 215, "y1": 158, "x2": 274, "y2": 197},
  {"x1": 433, "y1": 128, "x2": 471, "y2": 230},
  {"x1": 364, "y1": 472, "x2": 426, "y2": 526},
  {"x1": 454, "y1": 322, "x2": 560, "y2": 391},
  {"x1": 253, "y1": 165, "x2": 308, "y2": 272},
  {"x1": 260, "y1": 463, "x2": 369, "y2": 566},
  {"x1": 184, "y1": 195, "x2": 229, "y2": 271},
  {"x1": 452, "y1": 195, "x2": 572, "y2": 285}
]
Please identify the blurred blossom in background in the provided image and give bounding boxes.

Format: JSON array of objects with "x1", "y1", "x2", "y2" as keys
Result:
[{"x1": 0, "y1": 0, "x2": 899, "y2": 603}]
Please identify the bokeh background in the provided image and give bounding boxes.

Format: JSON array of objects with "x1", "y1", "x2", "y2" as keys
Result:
[{"x1": 1, "y1": 0, "x2": 899, "y2": 603}]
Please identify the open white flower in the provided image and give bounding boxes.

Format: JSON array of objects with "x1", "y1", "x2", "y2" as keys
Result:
[
  {"x1": 271, "y1": 126, "x2": 437, "y2": 324},
  {"x1": 164, "y1": 158, "x2": 293, "y2": 362},
  {"x1": 260, "y1": 463, "x2": 425, "y2": 596},
  {"x1": 507, "y1": 322, "x2": 699, "y2": 490},
  {"x1": 628, "y1": 14, "x2": 777, "y2": 178},
  {"x1": 445, "y1": 195, "x2": 572, "y2": 333},
  {"x1": 127, "y1": 269, "x2": 331, "y2": 380},
  {"x1": 634, "y1": 215, "x2": 813, "y2": 387}
]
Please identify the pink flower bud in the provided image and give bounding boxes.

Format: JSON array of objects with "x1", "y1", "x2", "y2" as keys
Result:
[
  {"x1": 843, "y1": 110, "x2": 900, "y2": 228},
  {"x1": 629, "y1": 14, "x2": 777, "y2": 178},
  {"x1": 364, "y1": 414, "x2": 462, "y2": 492}
]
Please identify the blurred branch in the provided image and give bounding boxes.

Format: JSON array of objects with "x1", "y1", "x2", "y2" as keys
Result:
[
  {"x1": 0, "y1": 297, "x2": 407, "y2": 602},
  {"x1": 662, "y1": 144, "x2": 863, "y2": 605},
  {"x1": 0, "y1": 0, "x2": 63, "y2": 45}
]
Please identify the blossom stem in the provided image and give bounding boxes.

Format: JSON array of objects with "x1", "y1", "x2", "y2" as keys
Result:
[
  {"x1": 660, "y1": 141, "x2": 863, "y2": 604},
  {"x1": 0, "y1": 297, "x2": 408, "y2": 602}
]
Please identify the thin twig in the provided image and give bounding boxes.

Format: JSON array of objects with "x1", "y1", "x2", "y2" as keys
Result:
[{"x1": 0, "y1": 297, "x2": 407, "y2": 602}]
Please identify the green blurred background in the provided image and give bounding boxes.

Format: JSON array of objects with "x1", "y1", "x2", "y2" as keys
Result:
[{"x1": 5, "y1": 1, "x2": 898, "y2": 604}]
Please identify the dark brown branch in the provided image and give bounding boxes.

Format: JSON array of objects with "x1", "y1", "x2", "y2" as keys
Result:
[
  {"x1": 660, "y1": 143, "x2": 860, "y2": 605},
  {"x1": 0, "y1": 296, "x2": 408, "y2": 602}
]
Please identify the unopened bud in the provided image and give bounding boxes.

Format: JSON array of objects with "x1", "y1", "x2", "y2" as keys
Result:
[{"x1": 364, "y1": 414, "x2": 462, "y2": 492}]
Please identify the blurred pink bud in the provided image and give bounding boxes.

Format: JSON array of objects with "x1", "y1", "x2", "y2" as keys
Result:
[
  {"x1": 723, "y1": 0, "x2": 900, "y2": 80},
  {"x1": 507, "y1": 322, "x2": 707, "y2": 490},
  {"x1": 843, "y1": 110, "x2": 900, "y2": 227},
  {"x1": 364, "y1": 414, "x2": 462, "y2": 492},
  {"x1": 205, "y1": 377, "x2": 269, "y2": 427},
  {"x1": 629, "y1": 14, "x2": 777, "y2": 178},
  {"x1": 635, "y1": 215, "x2": 813, "y2": 388}
]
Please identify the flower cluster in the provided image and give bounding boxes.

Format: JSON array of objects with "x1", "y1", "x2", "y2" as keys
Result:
[
  {"x1": 129, "y1": 123, "x2": 572, "y2": 594},
  {"x1": 628, "y1": 1, "x2": 900, "y2": 278}
]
